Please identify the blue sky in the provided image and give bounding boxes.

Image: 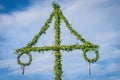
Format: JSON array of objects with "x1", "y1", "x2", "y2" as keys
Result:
[
  {"x1": 0, "y1": 0, "x2": 31, "y2": 13},
  {"x1": 0, "y1": 0, "x2": 120, "y2": 80}
]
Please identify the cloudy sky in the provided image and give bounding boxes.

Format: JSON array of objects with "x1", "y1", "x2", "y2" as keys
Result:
[{"x1": 0, "y1": 0, "x2": 120, "y2": 80}]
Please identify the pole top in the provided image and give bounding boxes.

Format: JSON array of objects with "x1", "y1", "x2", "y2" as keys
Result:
[{"x1": 52, "y1": 2, "x2": 60, "y2": 9}]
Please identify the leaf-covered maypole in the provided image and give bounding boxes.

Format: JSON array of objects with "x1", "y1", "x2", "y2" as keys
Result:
[{"x1": 15, "y1": 2, "x2": 99, "y2": 80}]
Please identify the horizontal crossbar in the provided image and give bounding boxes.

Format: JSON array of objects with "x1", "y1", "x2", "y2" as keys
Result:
[{"x1": 16, "y1": 44, "x2": 99, "y2": 53}]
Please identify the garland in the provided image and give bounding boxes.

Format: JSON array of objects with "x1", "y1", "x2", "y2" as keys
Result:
[
  {"x1": 15, "y1": 2, "x2": 99, "y2": 80},
  {"x1": 53, "y1": 3, "x2": 62, "y2": 80}
]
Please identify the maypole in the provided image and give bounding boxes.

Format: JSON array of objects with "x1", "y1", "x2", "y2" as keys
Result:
[{"x1": 15, "y1": 2, "x2": 99, "y2": 80}]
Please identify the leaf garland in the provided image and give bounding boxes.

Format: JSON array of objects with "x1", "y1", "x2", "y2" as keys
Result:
[
  {"x1": 15, "y1": 2, "x2": 99, "y2": 80},
  {"x1": 53, "y1": 3, "x2": 62, "y2": 80}
]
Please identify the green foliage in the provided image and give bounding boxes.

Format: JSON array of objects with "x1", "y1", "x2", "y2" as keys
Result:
[
  {"x1": 15, "y1": 2, "x2": 99, "y2": 80},
  {"x1": 53, "y1": 3, "x2": 62, "y2": 80}
]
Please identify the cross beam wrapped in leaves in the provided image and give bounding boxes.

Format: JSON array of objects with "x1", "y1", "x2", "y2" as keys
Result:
[{"x1": 15, "y1": 2, "x2": 99, "y2": 80}]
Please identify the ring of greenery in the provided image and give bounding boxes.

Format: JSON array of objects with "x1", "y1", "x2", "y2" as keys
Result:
[
  {"x1": 17, "y1": 52, "x2": 32, "y2": 66},
  {"x1": 83, "y1": 49, "x2": 99, "y2": 63}
]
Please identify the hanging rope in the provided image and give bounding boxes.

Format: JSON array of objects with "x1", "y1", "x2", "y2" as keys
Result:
[
  {"x1": 21, "y1": 65, "x2": 25, "y2": 75},
  {"x1": 88, "y1": 62, "x2": 91, "y2": 75}
]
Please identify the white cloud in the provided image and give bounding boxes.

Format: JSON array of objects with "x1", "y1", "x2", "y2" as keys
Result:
[
  {"x1": 0, "y1": 0, "x2": 120, "y2": 79},
  {"x1": 106, "y1": 63, "x2": 120, "y2": 73},
  {"x1": 0, "y1": 52, "x2": 55, "y2": 75}
]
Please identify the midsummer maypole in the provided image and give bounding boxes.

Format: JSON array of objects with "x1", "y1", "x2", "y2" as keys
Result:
[{"x1": 15, "y1": 2, "x2": 99, "y2": 80}]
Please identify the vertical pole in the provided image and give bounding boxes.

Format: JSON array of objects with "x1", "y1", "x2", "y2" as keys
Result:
[{"x1": 53, "y1": 3, "x2": 62, "y2": 80}]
